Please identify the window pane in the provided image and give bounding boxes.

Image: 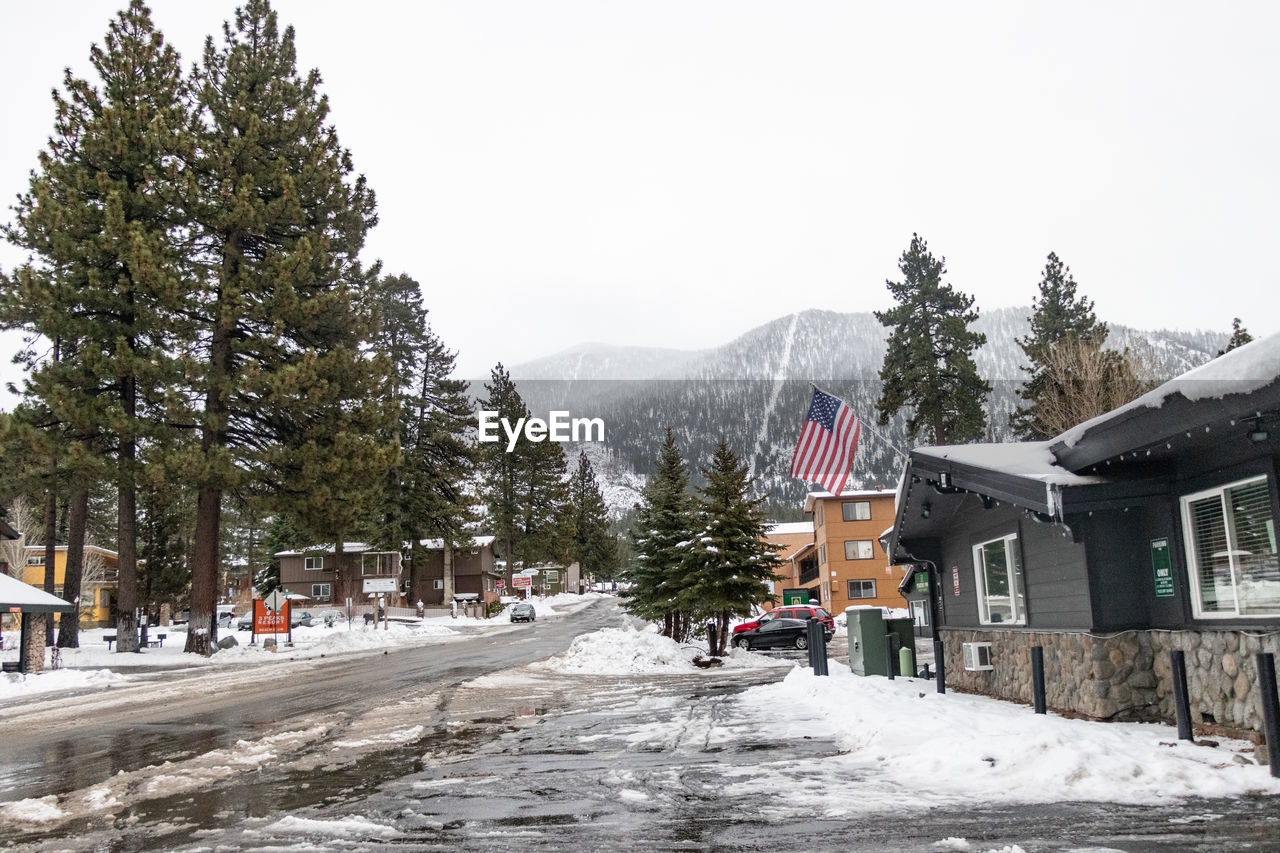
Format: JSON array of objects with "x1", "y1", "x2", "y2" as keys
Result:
[
  {"x1": 1227, "y1": 480, "x2": 1280, "y2": 616},
  {"x1": 981, "y1": 540, "x2": 1014, "y2": 624},
  {"x1": 842, "y1": 501, "x2": 871, "y2": 522},
  {"x1": 844, "y1": 540, "x2": 873, "y2": 560},
  {"x1": 1189, "y1": 493, "x2": 1232, "y2": 613},
  {"x1": 1008, "y1": 537, "x2": 1026, "y2": 623}
]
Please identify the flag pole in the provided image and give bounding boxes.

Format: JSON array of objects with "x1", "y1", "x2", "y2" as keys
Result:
[{"x1": 809, "y1": 382, "x2": 910, "y2": 462}]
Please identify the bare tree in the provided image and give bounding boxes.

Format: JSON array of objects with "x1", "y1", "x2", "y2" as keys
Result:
[
  {"x1": 1032, "y1": 337, "x2": 1160, "y2": 437},
  {"x1": 0, "y1": 497, "x2": 40, "y2": 579}
]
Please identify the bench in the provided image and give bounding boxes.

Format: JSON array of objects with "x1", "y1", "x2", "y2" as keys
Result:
[
  {"x1": 147, "y1": 633, "x2": 167, "y2": 648},
  {"x1": 104, "y1": 634, "x2": 117, "y2": 651},
  {"x1": 1, "y1": 661, "x2": 20, "y2": 673}
]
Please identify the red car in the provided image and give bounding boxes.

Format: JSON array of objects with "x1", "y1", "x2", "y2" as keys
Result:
[{"x1": 733, "y1": 604, "x2": 834, "y2": 635}]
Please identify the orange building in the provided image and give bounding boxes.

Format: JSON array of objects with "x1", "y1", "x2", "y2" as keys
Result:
[
  {"x1": 759, "y1": 521, "x2": 816, "y2": 609},
  {"x1": 804, "y1": 489, "x2": 908, "y2": 615}
]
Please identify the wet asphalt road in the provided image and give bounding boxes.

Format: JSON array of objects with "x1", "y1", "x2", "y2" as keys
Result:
[{"x1": 3, "y1": 601, "x2": 1280, "y2": 852}]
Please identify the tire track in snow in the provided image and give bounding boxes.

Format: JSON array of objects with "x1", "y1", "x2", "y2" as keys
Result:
[{"x1": 748, "y1": 312, "x2": 799, "y2": 478}]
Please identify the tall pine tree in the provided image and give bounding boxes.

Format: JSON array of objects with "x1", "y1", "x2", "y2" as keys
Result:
[
  {"x1": 676, "y1": 440, "x2": 782, "y2": 656},
  {"x1": 568, "y1": 452, "x2": 618, "y2": 590},
  {"x1": 182, "y1": 0, "x2": 391, "y2": 653},
  {"x1": 1010, "y1": 252, "x2": 1109, "y2": 439},
  {"x1": 625, "y1": 429, "x2": 696, "y2": 639},
  {"x1": 478, "y1": 364, "x2": 528, "y2": 583},
  {"x1": 2, "y1": 1, "x2": 194, "y2": 652},
  {"x1": 875, "y1": 234, "x2": 990, "y2": 445}
]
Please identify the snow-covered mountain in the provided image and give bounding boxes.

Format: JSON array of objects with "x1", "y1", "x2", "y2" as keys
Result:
[{"x1": 506, "y1": 308, "x2": 1227, "y2": 513}]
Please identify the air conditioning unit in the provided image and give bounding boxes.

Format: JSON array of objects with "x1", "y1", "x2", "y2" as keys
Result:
[{"x1": 962, "y1": 641, "x2": 994, "y2": 671}]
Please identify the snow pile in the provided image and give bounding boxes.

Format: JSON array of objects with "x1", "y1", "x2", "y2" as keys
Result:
[
  {"x1": 265, "y1": 815, "x2": 399, "y2": 838},
  {"x1": 0, "y1": 795, "x2": 63, "y2": 825},
  {"x1": 540, "y1": 626, "x2": 790, "y2": 675},
  {"x1": 723, "y1": 666, "x2": 1280, "y2": 810},
  {"x1": 0, "y1": 666, "x2": 129, "y2": 700}
]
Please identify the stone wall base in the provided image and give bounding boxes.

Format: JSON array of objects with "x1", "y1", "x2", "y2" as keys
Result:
[{"x1": 939, "y1": 627, "x2": 1280, "y2": 734}]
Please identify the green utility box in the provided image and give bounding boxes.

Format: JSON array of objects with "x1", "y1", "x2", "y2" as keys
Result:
[
  {"x1": 848, "y1": 608, "x2": 918, "y2": 677},
  {"x1": 846, "y1": 606, "x2": 887, "y2": 676}
]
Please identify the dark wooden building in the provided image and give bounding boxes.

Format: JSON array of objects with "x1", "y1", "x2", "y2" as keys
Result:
[{"x1": 889, "y1": 335, "x2": 1280, "y2": 733}]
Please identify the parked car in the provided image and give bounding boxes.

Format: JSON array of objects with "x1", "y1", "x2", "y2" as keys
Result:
[
  {"x1": 237, "y1": 612, "x2": 254, "y2": 631},
  {"x1": 509, "y1": 603, "x2": 536, "y2": 623},
  {"x1": 732, "y1": 616, "x2": 832, "y2": 651},
  {"x1": 290, "y1": 609, "x2": 313, "y2": 628},
  {"x1": 732, "y1": 604, "x2": 834, "y2": 636},
  {"x1": 314, "y1": 608, "x2": 346, "y2": 627}
]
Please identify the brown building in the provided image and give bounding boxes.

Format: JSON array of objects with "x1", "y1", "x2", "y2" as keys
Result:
[
  {"x1": 804, "y1": 488, "x2": 908, "y2": 615},
  {"x1": 276, "y1": 542, "x2": 403, "y2": 607},
  {"x1": 413, "y1": 536, "x2": 502, "y2": 606},
  {"x1": 760, "y1": 521, "x2": 816, "y2": 608}
]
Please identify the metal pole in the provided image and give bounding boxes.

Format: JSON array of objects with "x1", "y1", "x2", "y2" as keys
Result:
[
  {"x1": 885, "y1": 633, "x2": 895, "y2": 680},
  {"x1": 934, "y1": 638, "x2": 946, "y2": 694},
  {"x1": 1256, "y1": 653, "x2": 1280, "y2": 777},
  {"x1": 1171, "y1": 650, "x2": 1194, "y2": 742},
  {"x1": 1031, "y1": 645, "x2": 1046, "y2": 714}
]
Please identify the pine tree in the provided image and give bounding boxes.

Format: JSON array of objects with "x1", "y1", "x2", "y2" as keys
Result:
[
  {"x1": 568, "y1": 453, "x2": 618, "y2": 589},
  {"x1": 371, "y1": 274, "x2": 476, "y2": 602},
  {"x1": 2, "y1": 1, "x2": 194, "y2": 653},
  {"x1": 1010, "y1": 252, "x2": 1109, "y2": 439},
  {"x1": 625, "y1": 429, "x2": 696, "y2": 638},
  {"x1": 1218, "y1": 318, "x2": 1253, "y2": 356},
  {"x1": 875, "y1": 234, "x2": 990, "y2": 444},
  {"x1": 182, "y1": 0, "x2": 390, "y2": 653},
  {"x1": 675, "y1": 440, "x2": 782, "y2": 656},
  {"x1": 519, "y1": 436, "x2": 571, "y2": 579},
  {"x1": 478, "y1": 364, "x2": 528, "y2": 583}
]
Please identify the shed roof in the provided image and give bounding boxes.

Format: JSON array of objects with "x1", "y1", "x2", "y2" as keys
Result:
[{"x1": 0, "y1": 573, "x2": 74, "y2": 613}]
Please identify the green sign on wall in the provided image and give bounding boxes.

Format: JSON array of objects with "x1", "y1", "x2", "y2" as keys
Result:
[
  {"x1": 1151, "y1": 537, "x2": 1175, "y2": 597},
  {"x1": 783, "y1": 588, "x2": 809, "y2": 605}
]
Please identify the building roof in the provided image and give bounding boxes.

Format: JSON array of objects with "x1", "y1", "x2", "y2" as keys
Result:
[
  {"x1": 782, "y1": 542, "x2": 816, "y2": 561},
  {"x1": 24, "y1": 544, "x2": 120, "y2": 558},
  {"x1": 274, "y1": 542, "x2": 382, "y2": 557},
  {"x1": 1050, "y1": 332, "x2": 1280, "y2": 471},
  {"x1": 803, "y1": 488, "x2": 896, "y2": 512},
  {"x1": 913, "y1": 441, "x2": 1106, "y2": 488},
  {"x1": 0, "y1": 572, "x2": 74, "y2": 613},
  {"x1": 418, "y1": 535, "x2": 496, "y2": 550},
  {"x1": 764, "y1": 521, "x2": 814, "y2": 536}
]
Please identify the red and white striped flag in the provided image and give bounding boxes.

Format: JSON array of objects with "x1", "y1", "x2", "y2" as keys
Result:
[{"x1": 790, "y1": 388, "x2": 861, "y2": 495}]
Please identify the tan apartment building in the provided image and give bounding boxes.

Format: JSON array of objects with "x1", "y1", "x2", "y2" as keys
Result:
[
  {"x1": 759, "y1": 521, "x2": 816, "y2": 609},
  {"x1": 804, "y1": 488, "x2": 907, "y2": 614}
]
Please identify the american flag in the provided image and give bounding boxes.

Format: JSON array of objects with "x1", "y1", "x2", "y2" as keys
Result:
[{"x1": 790, "y1": 388, "x2": 861, "y2": 495}]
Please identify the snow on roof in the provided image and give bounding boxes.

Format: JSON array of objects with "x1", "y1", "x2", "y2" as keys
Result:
[
  {"x1": 913, "y1": 441, "x2": 1108, "y2": 487},
  {"x1": 1057, "y1": 331, "x2": 1280, "y2": 450},
  {"x1": 805, "y1": 488, "x2": 897, "y2": 500},
  {"x1": 24, "y1": 544, "x2": 119, "y2": 558},
  {"x1": 0, "y1": 572, "x2": 73, "y2": 611},
  {"x1": 782, "y1": 542, "x2": 816, "y2": 561},
  {"x1": 274, "y1": 542, "x2": 375, "y2": 557},
  {"x1": 418, "y1": 535, "x2": 496, "y2": 550},
  {"x1": 764, "y1": 521, "x2": 814, "y2": 536}
]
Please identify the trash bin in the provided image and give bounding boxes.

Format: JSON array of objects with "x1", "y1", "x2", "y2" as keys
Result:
[{"x1": 885, "y1": 617, "x2": 916, "y2": 677}]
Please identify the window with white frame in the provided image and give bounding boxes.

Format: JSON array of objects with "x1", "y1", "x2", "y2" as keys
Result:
[
  {"x1": 433, "y1": 579, "x2": 444, "y2": 590},
  {"x1": 973, "y1": 533, "x2": 1027, "y2": 625},
  {"x1": 815, "y1": 503, "x2": 824, "y2": 527},
  {"x1": 26, "y1": 555, "x2": 45, "y2": 566},
  {"x1": 848, "y1": 579, "x2": 876, "y2": 599},
  {"x1": 842, "y1": 500, "x2": 871, "y2": 522},
  {"x1": 1181, "y1": 476, "x2": 1279, "y2": 618},
  {"x1": 819, "y1": 544, "x2": 826, "y2": 565},
  {"x1": 311, "y1": 583, "x2": 331, "y2": 602},
  {"x1": 844, "y1": 539, "x2": 874, "y2": 560},
  {"x1": 304, "y1": 556, "x2": 324, "y2": 570}
]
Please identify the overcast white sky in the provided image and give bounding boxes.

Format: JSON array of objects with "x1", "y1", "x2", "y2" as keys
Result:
[{"x1": 1, "y1": 1, "x2": 1277, "y2": 391}]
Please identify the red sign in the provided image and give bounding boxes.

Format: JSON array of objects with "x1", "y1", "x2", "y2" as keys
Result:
[
  {"x1": 254, "y1": 599, "x2": 289, "y2": 634},
  {"x1": 495, "y1": 579, "x2": 506, "y2": 590},
  {"x1": 952, "y1": 565, "x2": 961, "y2": 596},
  {"x1": 512, "y1": 576, "x2": 531, "y2": 589}
]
